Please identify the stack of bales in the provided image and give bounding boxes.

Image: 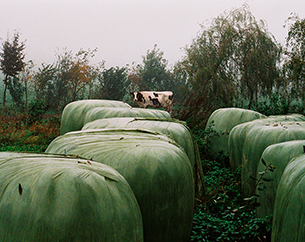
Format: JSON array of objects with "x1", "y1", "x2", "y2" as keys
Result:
[
  {"x1": 228, "y1": 114, "x2": 305, "y2": 172},
  {"x1": 234, "y1": 121, "x2": 305, "y2": 197},
  {"x1": 82, "y1": 117, "x2": 205, "y2": 200},
  {"x1": 60, "y1": 99, "x2": 170, "y2": 135},
  {"x1": 46, "y1": 129, "x2": 195, "y2": 242},
  {"x1": 206, "y1": 107, "x2": 305, "y2": 241},
  {"x1": 46, "y1": 100, "x2": 198, "y2": 242}
]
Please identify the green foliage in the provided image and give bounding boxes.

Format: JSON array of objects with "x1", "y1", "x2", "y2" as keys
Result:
[
  {"x1": 190, "y1": 159, "x2": 272, "y2": 242},
  {"x1": 252, "y1": 92, "x2": 290, "y2": 116},
  {"x1": 34, "y1": 63, "x2": 58, "y2": 108},
  {"x1": 192, "y1": 121, "x2": 223, "y2": 160},
  {"x1": 7, "y1": 76, "x2": 24, "y2": 108},
  {"x1": 190, "y1": 122, "x2": 273, "y2": 241},
  {"x1": 137, "y1": 44, "x2": 174, "y2": 91},
  {"x1": 0, "y1": 31, "x2": 26, "y2": 78},
  {"x1": 33, "y1": 48, "x2": 98, "y2": 110},
  {"x1": 27, "y1": 99, "x2": 48, "y2": 124},
  {"x1": 94, "y1": 66, "x2": 130, "y2": 100}
]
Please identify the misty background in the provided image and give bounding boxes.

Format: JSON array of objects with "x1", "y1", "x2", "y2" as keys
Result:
[{"x1": 1, "y1": 0, "x2": 304, "y2": 68}]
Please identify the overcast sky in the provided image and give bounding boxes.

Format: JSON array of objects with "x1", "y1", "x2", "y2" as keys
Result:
[{"x1": 1, "y1": 0, "x2": 304, "y2": 69}]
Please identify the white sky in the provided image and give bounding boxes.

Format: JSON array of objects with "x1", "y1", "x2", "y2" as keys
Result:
[{"x1": 1, "y1": 0, "x2": 304, "y2": 69}]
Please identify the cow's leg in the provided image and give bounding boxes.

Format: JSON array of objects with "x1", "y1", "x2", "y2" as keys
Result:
[{"x1": 167, "y1": 104, "x2": 173, "y2": 115}]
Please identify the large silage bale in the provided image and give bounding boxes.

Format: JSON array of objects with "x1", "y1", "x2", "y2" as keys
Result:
[
  {"x1": 205, "y1": 108, "x2": 266, "y2": 155},
  {"x1": 46, "y1": 128, "x2": 194, "y2": 242},
  {"x1": 83, "y1": 107, "x2": 170, "y2": 126},
  {"x1": 271, "y1": 154, "x2": 305, "y2": 242},
  {"x1": 228, "y1": 114, "x2": 305, "y2": 171},
  {"x1": 60, "y1": 99, "x2": 131, "y2": 135},
  {"x1": 241, "y1": 121, "x2": 305, "y2": 197},
  {"x1": 0, "y1": 152, "x2": 143, "y2": 242},
  {"x1": 256, "y1": 140, "x2": 305, "y2": 218},
  {"x1": 82, "y1": 117, "x2": 205, "y2": 200}
]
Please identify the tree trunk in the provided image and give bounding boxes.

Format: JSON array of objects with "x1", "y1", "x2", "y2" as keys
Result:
[
  {"x1": 2, "y1": 74, "x2": 9, "y2": 107},
  {"x1": 248, "y1": 89, "x2": 254, "y2": 109},
  {"x1": 24, "y1": 79, "x2": 28, "y2": 108}
]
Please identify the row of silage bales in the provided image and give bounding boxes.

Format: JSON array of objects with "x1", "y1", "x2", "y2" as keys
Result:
[
  {"x1": 271, "y1": 154, "x2": 305, "y2": 242},
  {"x1": 46, "y1": 128, "x2": 195, "y2": 242},
  {"x1": 240, "y1": 121, "x2": 305, "y2": 197},
  {"x1": 52, "y1": 100, "x2": 197, "y2": 242},
  {"x1": 82, "y1": 117, "x2": 205, "y2": 200},
  {"x1": 205, "y1": 107, "x2": 305, "y2": 196},
  {"x1": 256, "y1": 140, "x2": 305, "y2": 219},
  {"x1": 0, "y1": 152, "x2": 143, "y2": 242}
]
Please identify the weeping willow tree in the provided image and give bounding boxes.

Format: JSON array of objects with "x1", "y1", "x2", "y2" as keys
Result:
[
  {"x1": 176, "y1": 4, "x2": 281, "y2": 125},
  {"x1": 283, "y1": 13, "x2": 305, "y2": 105}
]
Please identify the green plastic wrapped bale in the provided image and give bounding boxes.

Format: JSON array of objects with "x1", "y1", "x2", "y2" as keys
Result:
[
  {"x1": 82, "y1": 117, "x2": 205, "y2": 200},
  {"x1": 46, "y1": 129, "x2": 194, "y2": 242},
  {"x1": 83, "y1": 107, "x2": 171, "y2": 127},
  {"x1": 205, "y1": 108, "x2": 266, "y2": 155},
  {"x1": 0, "y1": 152, "x2": 143, "y2": 242},
  {"x1": 256, "y1": 140, "x2": 305, "y2": 218},
  {"x1": 271, "y1": 154, "x2": 305, "y2": 242},
  {"x1": 228, "y1": 114, "x2": 305, "y2": 171},
  {"x1": 60, "y1": 99, "x2": 131, "y2": 134},
  {"x1": 241, "y1": 121, "x2": 305, "y2": 197}
]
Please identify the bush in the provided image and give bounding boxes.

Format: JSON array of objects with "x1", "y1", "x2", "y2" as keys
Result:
[
  {"x1": 27, "y1": 99, "x2": 49, "y2": 125},
  {"x1": 252, "y1": 92, "x2": 290, "y2": 116}
]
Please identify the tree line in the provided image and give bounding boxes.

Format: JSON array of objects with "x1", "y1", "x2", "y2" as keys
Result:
[{"x1": 1, "y1": 5, "x2": 305, "y2": 123}]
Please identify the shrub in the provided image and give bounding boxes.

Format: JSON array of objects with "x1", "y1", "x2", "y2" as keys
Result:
[{"x1": 190, "y1": 159, "x2": 272, "y2": 242}]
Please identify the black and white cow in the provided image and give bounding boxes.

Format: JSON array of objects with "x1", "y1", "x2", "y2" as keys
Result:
[{"x1": 132, "y1": 91, "x2": 174, "y2": 114}]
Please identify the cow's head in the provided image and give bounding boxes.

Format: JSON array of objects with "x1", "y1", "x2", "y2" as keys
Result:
[{"x1": 133, "y1": 92, "x2": 144, "y2": 102}]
